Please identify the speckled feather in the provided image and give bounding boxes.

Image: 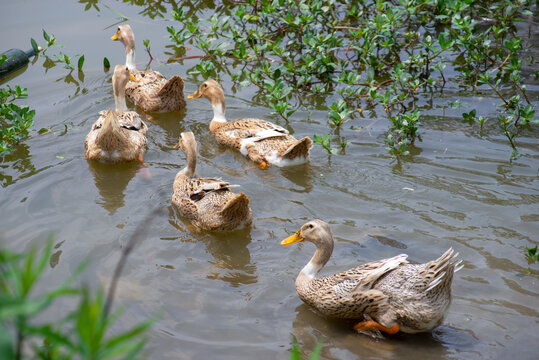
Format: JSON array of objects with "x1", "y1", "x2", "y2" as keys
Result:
[
  {"x1": 85, "y1": 110, "x2": 147, "y2": 163},
  {"x1": 189, "y1": 80, "x2": 312, "y2": 166},
  {"x1": 171, "y1": 132, "x2": 252, "y2": 230},
  {"x1": 127, "y1": 70, "x2": 186, "y2": 113},
  {"x1": 111, "y1": 25, "x2": 186, "y2": 113},
  {"x1": 285, "y1": 220, "x2": 460, "y2": 334}
]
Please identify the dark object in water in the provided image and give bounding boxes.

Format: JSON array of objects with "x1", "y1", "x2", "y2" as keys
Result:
[{"x1": 0, "y1": 47, "x2": 40, "y2": 79}]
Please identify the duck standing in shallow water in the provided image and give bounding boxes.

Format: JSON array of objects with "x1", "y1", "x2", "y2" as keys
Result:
[
  {"x1": 172, "y1": 132, "x2": 252, "y2": 231},
  {"x1": 188, "y1": 80, "x2": 312, "y2": 169},
  {"x1": 282, "y1": 219, "x2": 462, "y2": 335},
  {"x1": 85, "y1": 65, "x2": 147, "y2": 163},
  {"x1": 111, "y1": 24, "x2": 186, "y2": 113}
]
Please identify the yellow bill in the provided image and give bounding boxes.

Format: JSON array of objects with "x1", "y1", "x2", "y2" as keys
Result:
[
  {"x1": 281, "y1": 231, "x2": 304, "y2": 245},
  {"x1": 129, "y1": 74, "x2": 137, "y2": 82},
  {"x1": 187, "y1": 90, "x2": 201, "y2": 99},
  {"x1": 111, "y1": 33, "x2": 118, "y2": 41}
]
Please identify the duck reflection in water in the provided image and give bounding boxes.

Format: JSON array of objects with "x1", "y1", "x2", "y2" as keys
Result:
[
  {"x1": 168, "y1": 206, "x2": 257, "y2": 287},
  {"x1": 88, "y1": 161, "x2": 140, "y2": 215}
]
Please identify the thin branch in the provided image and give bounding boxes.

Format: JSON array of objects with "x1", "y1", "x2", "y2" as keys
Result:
[
  {"x1": 104, "y1": 205, "x2": 166, "y2": 317},
  {"x1": 167, "y1": 55, "x2": 205, "y2": 62}
]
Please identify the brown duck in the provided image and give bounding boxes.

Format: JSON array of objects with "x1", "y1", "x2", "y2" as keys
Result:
[
  {"x1": 85, "y1": 65, "x2": 147, "y2": 163},
  {"x1": 187, "y1": 80, "x2": 312, "y2": 169},
  {"x1": 282, "y1": 219, "x2": 462, "y2": 335},
  {"x1": 111, "y1": 24, "x2": 186, "y2": 113},
  {"x1": 172, "y1": 132, "x2": 252, "y2": 230}
]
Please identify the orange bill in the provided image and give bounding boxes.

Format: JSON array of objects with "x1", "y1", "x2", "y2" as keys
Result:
[
  {"x1": 129, "y1": 74, "x2": 137, "y2": 81},
  {"x1": 281, "y1": 231, "x2": 304, "y2": 245},
  {"x1": 111, "y1": 33, "x2": 118, "y2": 41},
  {"x1": 187, "y1": 90, "x2": 201, "y2": 99}
]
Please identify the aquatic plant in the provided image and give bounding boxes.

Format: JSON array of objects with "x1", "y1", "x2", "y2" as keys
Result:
[
  {"x1": 167, "y1": 0, "x2": 537, "y2": 158},
  {"x1": 525, "y1": 245, "x2": 538, "y2": 264},
  {"x1": 0, "y1": 58, "x2": 36, "y2": 154}
]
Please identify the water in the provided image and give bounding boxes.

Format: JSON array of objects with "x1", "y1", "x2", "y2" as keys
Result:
[{"x1": 1, "y1": 1, "x2": 538, "y2": 359}]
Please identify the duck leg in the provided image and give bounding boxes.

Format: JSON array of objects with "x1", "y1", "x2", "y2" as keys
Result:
[{"x1": 353, "y1": 320, "x2": 400, "y2": 335}]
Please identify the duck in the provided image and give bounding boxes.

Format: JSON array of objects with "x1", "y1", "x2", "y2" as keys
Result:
[
  {"x1": 281, "y1": 219, "x2": 462, "y2": 335},
  {"x1": 85, "y1": 65, "x2": 147, "y2": 163},
  {"x1": 172, "y1": 131, "x2": 253, "y2": 230},
  {"x1": 111, "y1": 24, "x2": 186, "y2": 113},
  {"x1": 187, "y1": 80, "x2": 312, "y2": 169}
]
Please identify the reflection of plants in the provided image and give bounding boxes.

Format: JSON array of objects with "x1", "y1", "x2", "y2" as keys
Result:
[
  {"x1": 167, "y1": 0, "x2": 536, "y2": 158},
  {"x1": 0, "y1": 59, "x2": 36, "y2": 153}
]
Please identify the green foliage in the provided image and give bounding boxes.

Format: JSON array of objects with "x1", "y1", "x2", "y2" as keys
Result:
[
  {"x1": 35, "y1": 29, "x2": 85, "y2": 72},
  {"x1": 103, "y1": 57, "x2": 111, "y2": 71},
  {"x1": 0, "y1": 77, "x2": 36, "y2": 153},
  {"x1": 288, "y1": 337, "x2": 322, "y2": 360},
  {"x1": 0, "y1": 238, "x2": 152, "y2": 359},
  {"x1": 143, "y1": 39, "x2": 153, "y2": 60},
  {"x1": 313, "y1": 134, "x2": 339, "y2": 155},
  {"x1": 167, "y1": 0, "x2": 537, "y2": 158},
  {"x1": 526, "y1": 246, "x2": 538, "y2": 264}
]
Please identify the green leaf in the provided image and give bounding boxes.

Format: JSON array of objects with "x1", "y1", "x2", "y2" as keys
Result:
[
  {"x1": 309, "y1": 341, "x2": 323, "y2": 359},
  {"x1": 42, "y1": 29, "x2": 50, "y2": 42},
  {"x1": 0, "y1": 324, "x2": 14, "y2": 360},
  {"x1": 103, "y1": 57, "x2": 110, "y2": 70},
  {"x1": 77, "y1": 55, "x2": 85, "y2": 70},
  {"x1": 31, "y1": 38, "x2": 39, "y2": 54}
]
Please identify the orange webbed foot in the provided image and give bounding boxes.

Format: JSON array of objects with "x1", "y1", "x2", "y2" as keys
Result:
[
  {"x1": 354, "y1": 320, "x2": 400, "y2": 335},
  {"x1": 259, "y1": 160, "x2": 268, "y2": 170}
]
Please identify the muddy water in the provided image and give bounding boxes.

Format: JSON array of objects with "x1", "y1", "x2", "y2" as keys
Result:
[{"x1": 1, "y1": 1, "x2": 538, "y2": 359}]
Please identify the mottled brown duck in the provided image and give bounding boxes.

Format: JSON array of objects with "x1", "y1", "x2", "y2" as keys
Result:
[
  {"x1": 111, "y1": 24, "x2": 186, "y2": 113},
  {"x1": 85, "y1": 65, "x2": 147, "y2": 163},
  {"x1": 187, "y1": 80, "x2": 312, "y2": 169},
  {"x1": 172, "y1": 132, "x2": 252, "y2": 230},
  {"x1": 281, "y1": 219, "x2": 462, "y2": 335}
]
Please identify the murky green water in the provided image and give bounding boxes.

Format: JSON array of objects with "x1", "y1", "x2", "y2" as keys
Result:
[{"x1": 1, "y1": 1, "x2": 538, "y2": 359}]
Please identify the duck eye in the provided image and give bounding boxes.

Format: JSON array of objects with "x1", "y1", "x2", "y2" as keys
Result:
[
  {"x1": 203, "y1": 83, "x2": 208, "y2": 88},
  {"x1": 117, "y1": 27, "x2": 120, "y2": 32},
  {"x1": 141, "y1": 73, "x2": 145, "y2": 77},
  {"x1": 307, "y1": 224, "x2": 314, "y2": 229}
]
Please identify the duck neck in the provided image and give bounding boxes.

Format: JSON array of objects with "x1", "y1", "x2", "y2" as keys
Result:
[
  {"x1": 181, "y1": 145, "x2": 197, "y2": 178},
  {"x1": 300, "y1": 239, "x2": 333, "y2": 279},
  {"x1": 125, "y1": 48, "x2": 136, "y2": 70},
  {"x1": 114, "y1": 85, "x2": 127, "y2": 112},
  {"x1": 211, "y1": 102, "x2": 226, "y2": 121}
]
